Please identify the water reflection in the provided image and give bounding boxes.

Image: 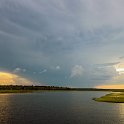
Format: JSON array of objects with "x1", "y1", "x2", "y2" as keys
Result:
[
  {"x1": 118, "y1": 104, "x2": 124, "y2": 123},
  {"x1": 0, "y1": 92, "x2": 124, "y2": 124},
  {"x1": 0, "y1": 94, "x2": 11, "y2": 124}
]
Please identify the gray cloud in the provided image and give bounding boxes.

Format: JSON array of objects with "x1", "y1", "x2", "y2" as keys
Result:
[
  {"x1": 13, "y1": 67, "x2": 26, "y2": 73},
  {"x1": 70, "y1": 65, "x2": 84, "y2": 78},
  {"x1": 119, "y1": 56, "x2": 124, "y2": 59},
  {"x1": 96, "y1": 62, "x2": 120, "y2": 68},
  {"x1": 0, "y1": 0, "x2": 124, "y2": 87},
  {"x1": 39, "y1": 69, "x2": 47, "y2": 74}
]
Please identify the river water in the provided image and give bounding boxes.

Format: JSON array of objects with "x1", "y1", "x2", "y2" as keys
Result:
[{"x1": 0, "y1": 91, "x2": 123, "y2": 124}]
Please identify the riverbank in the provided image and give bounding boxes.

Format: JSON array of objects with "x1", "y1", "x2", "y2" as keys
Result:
[{"x1": 93, "y1": 92, "x2": 124, "y2": 103}]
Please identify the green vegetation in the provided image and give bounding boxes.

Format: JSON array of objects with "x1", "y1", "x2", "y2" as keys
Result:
[
  {"x1": 0, "y1": 85, "x2": 71, "y2": 91},
  {"x1": 1, "y1": 85, "x2": 124, "y2": 94},
  {"x1": 0, "y1": 85, "x2": 114, "y2": 91},
  {"x1": 93, "y1": 93, "x2": 124, "y2": 103},
  {"x1": 0, "y1": 85, "x2": 74, "y2": 93}
]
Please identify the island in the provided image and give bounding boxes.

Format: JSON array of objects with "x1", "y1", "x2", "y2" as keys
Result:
[{"x1": 93, "y1": 92, "x2": 124, "y2": 103}]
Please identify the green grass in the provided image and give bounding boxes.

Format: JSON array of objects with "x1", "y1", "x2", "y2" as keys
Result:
[{"x1": 93, "y1": 93, "x2": 124, "y2": 103}]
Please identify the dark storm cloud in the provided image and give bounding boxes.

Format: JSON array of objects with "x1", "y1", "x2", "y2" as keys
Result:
[{"x1": 0, "y1": 0, "x2": 124, "y2": 87}]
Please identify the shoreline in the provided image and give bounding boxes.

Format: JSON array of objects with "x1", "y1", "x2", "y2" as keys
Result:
[{"x1": 93, "y1": 92, "x2": 124, "y2": 103}]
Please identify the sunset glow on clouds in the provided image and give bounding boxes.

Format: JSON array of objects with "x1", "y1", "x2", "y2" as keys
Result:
[
  {"x1": 95, "y1": 85, "x2": 124, "y2": 89},
  {"x1": 115, "y1": 63, "x2": 124, "y2": 74},
  {"x1": 0, "y1": 72, "x2": 33, "y2": 85},
  {"x1": 95, "y1": 62, "x2": 124, "y2": 89}
]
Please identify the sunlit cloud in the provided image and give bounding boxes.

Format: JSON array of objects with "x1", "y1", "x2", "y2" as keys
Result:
[
  {"x1": 96, "y1": 66, "x2": 124, "y2": 89},
  {"x1": 0, "y1": 72, "x2": 33, "y2": 85},
  {"x1": 114, "y1": 63, "x2": 124, "y2": 74},
  {"x1": 95, "y1": 84, "x2": 124, "y2": 89}
]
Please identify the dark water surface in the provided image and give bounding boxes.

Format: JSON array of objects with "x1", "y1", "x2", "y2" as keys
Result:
[{"x1": 0, "y1": 91, "x2": 123, "y2": 124}]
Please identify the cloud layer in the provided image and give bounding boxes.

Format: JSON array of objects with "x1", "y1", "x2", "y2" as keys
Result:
[{"x1": 0, "y1": 0, "x2": 124, "y2": 87}]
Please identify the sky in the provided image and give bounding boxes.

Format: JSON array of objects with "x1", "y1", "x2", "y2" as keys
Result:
[{"x1": 1, "y1": 0, "x2": 124, "y2": 88}]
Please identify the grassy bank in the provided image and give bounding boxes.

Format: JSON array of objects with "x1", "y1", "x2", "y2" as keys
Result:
[{"x1": 93, "y1": 92, "x2": 124, "y2": 103}]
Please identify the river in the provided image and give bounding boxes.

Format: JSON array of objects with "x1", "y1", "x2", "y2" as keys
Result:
[{"x1": 0, "y1": 91, "x2": 123, "y2": 124}]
